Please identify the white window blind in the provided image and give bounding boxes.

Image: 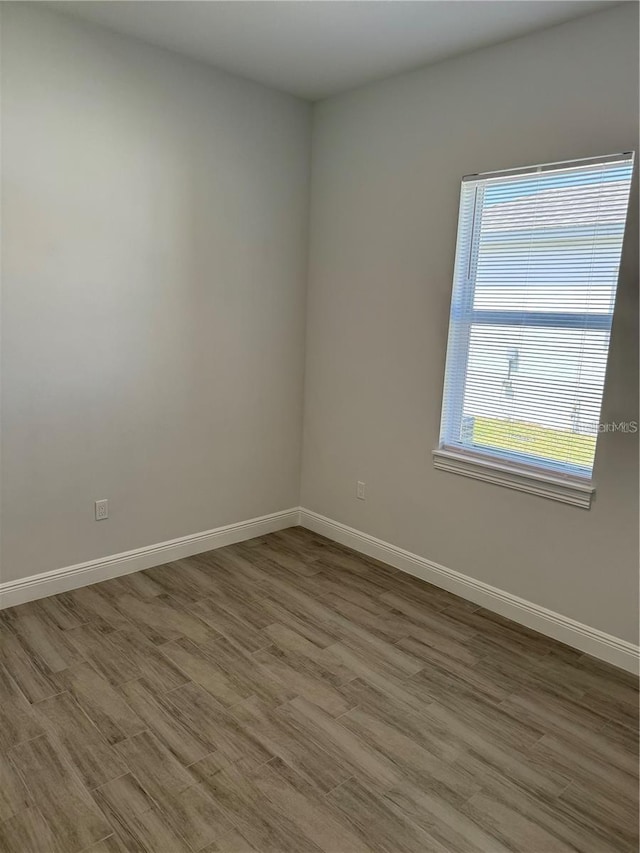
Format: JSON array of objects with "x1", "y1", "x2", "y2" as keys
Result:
[{"x1": 438, "y1": 152, "x2": 634, "y2": 485}]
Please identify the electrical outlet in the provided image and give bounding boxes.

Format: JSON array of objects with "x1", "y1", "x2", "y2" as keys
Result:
[
  {"x1": 95, "y1": 499, "x2": 109, "y2": 521},
  {"x1": 357, "y1": 481, "x2": 366, "y2": 500}
]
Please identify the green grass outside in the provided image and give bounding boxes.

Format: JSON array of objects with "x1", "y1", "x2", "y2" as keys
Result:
[{"x1": 472, "y1": 416, "x2": 596, "y2": 468}]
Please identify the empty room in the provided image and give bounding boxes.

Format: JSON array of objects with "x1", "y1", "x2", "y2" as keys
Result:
[{"x1": 0, "y1": 1, "x2": 638, "y2": 851}]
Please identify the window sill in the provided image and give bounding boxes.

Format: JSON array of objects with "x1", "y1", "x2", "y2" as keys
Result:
[{"x1": 432, "y1": 448, "x2": 594, "y2": 509}]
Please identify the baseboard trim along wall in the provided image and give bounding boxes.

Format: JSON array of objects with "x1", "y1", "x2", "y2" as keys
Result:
[
  {"x1": 2, "y1": 504, "x2": 637, "y2": 674},
  {"x1": 0, "y1": 508, "x2": 300, "y2": 610},
  {"x1": 298, "y1": 508, "x2": 640, "y2": 675}
]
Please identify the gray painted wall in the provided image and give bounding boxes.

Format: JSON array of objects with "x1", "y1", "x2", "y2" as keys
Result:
[
  {"x1": 1, "y1": 5, "x2": 311, "y2": 582},
  {"x1": 301, "y1": 4, "x2": 639, "y2": 643},
  {"x1": 2, "y1": 4, "x2": 637, "y2": 646}
]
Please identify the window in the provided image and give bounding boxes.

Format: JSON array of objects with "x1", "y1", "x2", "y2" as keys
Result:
[{"x1": 434, "y1": 153, "x2": 634, "y2": 508}]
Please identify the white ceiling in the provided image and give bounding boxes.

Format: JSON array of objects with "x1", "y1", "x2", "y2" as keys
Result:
[{"x1": 51, "y1": 1, "x2": 619, "y2": 100}]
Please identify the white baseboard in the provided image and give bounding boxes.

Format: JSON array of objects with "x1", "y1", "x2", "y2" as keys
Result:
[
  {"x1": 0, "y1": 508, "x2": 301, "y2": 610},
  {"x1": 299, "y1": 508, "x2": 639, "y2": 675},
  {"x1": 3, "y1": 503, "x2": 636, "y2": 675}
]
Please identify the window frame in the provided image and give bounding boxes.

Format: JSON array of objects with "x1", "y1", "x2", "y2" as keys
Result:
[{"x1": 434, "y1": 153, "x2": 634, "y2": 508}]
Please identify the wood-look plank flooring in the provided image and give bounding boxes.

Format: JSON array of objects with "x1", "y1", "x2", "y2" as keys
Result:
[{"x1": 0, "y1": 526, "x2": 637, "y2": 853}]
